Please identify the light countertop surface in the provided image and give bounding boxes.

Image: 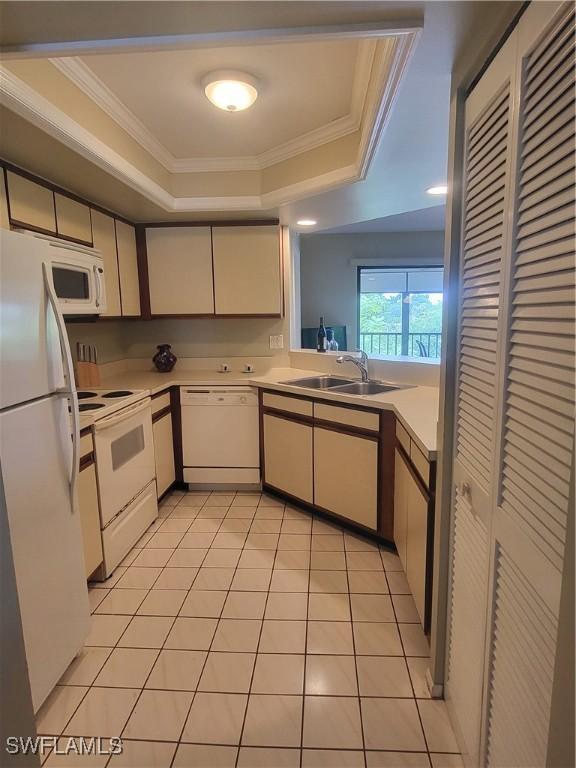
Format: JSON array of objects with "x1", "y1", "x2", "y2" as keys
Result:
[{"x1": 94, "y1": 367, "x2": 440, "y2": 458}]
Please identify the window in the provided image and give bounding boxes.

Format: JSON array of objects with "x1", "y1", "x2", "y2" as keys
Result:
[{"x1": 358, "y1": 267, "x2": 444, "y2": 358}]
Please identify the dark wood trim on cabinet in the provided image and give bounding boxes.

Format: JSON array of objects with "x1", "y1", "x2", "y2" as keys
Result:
[
  {"x1": 79, "y1": 452, "x2": 95, "y2": 471},
  {"x1": 379, "y1": 410, "x2": 396, "y2": 541},
  {"x1": 170, "y1": 386, "x2": 183, "y2": 483},
  {"x1": 313, "y1": 418, "x2": 380, "y2": 441},
  {"x1": 262, "y1": 407, "x2": 314, "y2": 427},
  {"x1": 151, "y1": 387, "x2": 171, "y2": 399},
  {"x1": 135, "y1": 224, "x2": 151, "y2": 319},
  {"x1": 143, "y1": 219, "x2": 279, "y2": 228},
  {"x1": 152, "y1": 405, "x2": 172, "y2": 424},
  {"x1": 395, "y1": 440, "x2": 430, "y2": 498}
]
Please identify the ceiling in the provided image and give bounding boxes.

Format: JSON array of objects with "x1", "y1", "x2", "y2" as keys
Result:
[{"x1": 320, "y1": 205, "x2": 445, "y2": 233}]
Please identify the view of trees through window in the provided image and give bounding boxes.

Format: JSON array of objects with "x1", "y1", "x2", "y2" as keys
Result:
[{"x1": 358, "y1": 267, "x2": 444, "y2": 358}]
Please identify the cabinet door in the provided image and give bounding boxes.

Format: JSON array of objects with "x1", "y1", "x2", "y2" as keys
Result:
[
  {"x1": 115, "y1": 220, "x2": 141, "y2": 316},
  {"x1": 6, "y1": 171, "x2": 56, "y2": 233},
  {"x1": 92, "y1": 210, "x2": 122, "y2": 317},
  {"x1": 394, "y1": 449, "x2": 409, "y2": 569},
  {"x1": 314, "y1": 427, "x2": 378, "y2": 530},
  {"x1": 78, "y1": 463, "x2": 103, "y2": 579},
  {"x1": 0, "y1": 172, "x2": 10, "y2": 229},
  {"x1": 146, "y1": 227, "x2": 214, "y2": 315},
  {"x1": 54, "y1": 194, "x2": 92, "y2": 244},
  {"x1": 406, "y1": 473, "x2": 428, "y2": 625},
  {"x1": 263, "y1": 413, "x2": 312, "y2": 503},
  {"x1": 212, "y1": 226, "x2": 282, "y2": 315},
  {"x1": 153, "y1": 412, "x2": 176, "y2": 498}
]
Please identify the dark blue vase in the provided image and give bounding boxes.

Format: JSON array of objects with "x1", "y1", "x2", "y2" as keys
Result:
[{"x1": 152, "y1": 344, "x2": 177, "y2": 373}]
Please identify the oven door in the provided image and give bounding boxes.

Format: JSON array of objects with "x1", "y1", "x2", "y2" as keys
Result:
[{"x1": 94, "y1": 399, "x2": 155, "y2": 526}]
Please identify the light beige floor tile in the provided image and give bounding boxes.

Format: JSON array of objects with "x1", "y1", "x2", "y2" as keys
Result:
[
  {"x1": 380, "y1": 550, "x2": 404, "y2": 571},
  {"x1": 242, "y1": 694, "x2": 302, "y2": 747},
  {"x1": 231, "y1": 568, "x2": 272, "y2": 592},
  {"x1": 346, "y1": 552, "x2": 383, "y2": 571},
  {"x1": 94, "y1": 648, "x2": 158, "y2": 688},
  {"x1": 312, "y1": 519, "x2": 342, "y2": 534},
  {"x1": 306, "y1": 621, "x2": 354, "y2": 655},
  {"x1": 429, "y1": 754, "x2": 464, "y2": 768},
  {"x1": 265, "y1": 593, "x2": 308, "y2": 620},
  {"x1": 353, "y1": 622, "x2": 403, "y2": 656},
  {"x1": 350, "y1": 594, "x2": 395, "y2": 622},
  {"x1": 283, "y1": 507, "x2": 311, "y2": 520},
  {"x1": 361, "y1": 698, "x2": 426, "y2": 751},
  {"x1": 137, "y1": 589, "x2": 187, "y2": 616},
  {"x1": 399, "y1": 624, "x2": 429, "y2": 657},
  {"x1": 180, "y1": 590, "x2": 226, "y2": 618},
  {"x1": 153, "y1": 567, "x2": 198, "y2": 590},
  {"x1": 311, "y1": 534, "x2": 344, "y2": 552},
  {"x1": 199, "y1": 652, "x2": 255, "y2": 693},
  {"x1": 36, "y1": 686, "x2": 88, "y2": 735},
  {"x1": 303, "y1": 696, "x2": 362, "y2": 749},
  {"x1": 146, "y1": 649, "x2": 207, "y2": 691},
  {"x1": 310, "y1": 551, "x2": 346, "y2": 570},
  {"x1": 417, "y1": 700, "x2": 459, "y2": 753},
  {"x1": 164, "y1": 617, "x2": 218, "y2": 650},
  {"x1": 303, "y1": 749, "x2": 365, "y2": 767},
  {"x1": 309, "y1": 570, "x2": 348, "y2": 593},
  {"x1": 250, "y1": 519, "x2": 282, "y2": 534},
  {"x1": 115, "y1": 568, "x2": 162, "y2": 590},
  {"x1": 238, "y1": 747, "x2": 300, "y2": 767},
  {"x1": 232, "y1": 493, "x2": 261, "y2": 506},
  {"x1": 132, "y1": 549, "x2": 174, "y2": 568},
  {"x1": 282, "y1": 519, "x2": 312, "y2": 534},
  {"x1": 255, "y1": 506, "x2": 284, "y2": 519},
  {"x1": 308, "y1": 593, "x2": 351, "y2": 621},
  {"x1": 245, "y1": 533, "x2": 279, "y2": 550},
  {"x1": 222, "y1": 591, "x2": 267, "y2": 619},
  {"x1": 407, "y1": 657, "x2": 431, "y2": 698},
  {"x1": 238, "y1": 549, "x2": 276, "y2": 569},
  {"x1": 119, "y1": 549, "x2": 140, "y2": 566},
  {"x1": 136, "y1": 530, "x2": 154, "y2": 547},
  {"x1": 212, "y1": 532, "x2": 248, "y2": 549},
  {"x1": 118, "y1": 616, "x2": 173, "y2": 648},
  {"x1": 225, "y1": 506, "x2": 257, "y2": 519},
  {"x1": 95, "y1": 589, "x2": 148, "y2": 615},
  {"x1": 212, "y1": 619, "x2": 262, "y2": 652},
  {"x1": 198, "y1": 506, "x2": 229, "y2": 519},
  {"x1": 357, "y1": 656, "x2": 413, "y2": 697},
  {"x1": 161, "y1": 491, "x2": 185, "y2": 506},
  {"x1": 182, "y1": 692, "x2": 247, "y2": 745},
  {"x1": 259, "y1": 495, "x2": 284, "y2": 508},
  {"x1": 205, "y1": 494, "x2": 235, "y2": 506},
  {"x1": 59, "y1": 647, "x2": 111, "y2": 686},
  {"x1": 219, "y1": 518, "x2": 252, "y2": 534},
  {"x1": 386, "y1": 571, "x2": 412, "y2": 594},
  {"x1": 146, "y1": 532, "x2": 184, "y2": 549},
  {"x1": 275, "y1": 550, "x2": 311, "y2": 569},
  {"x1": 168, "y1": 506, "x2": 201, "y2": 518},
  {"x1": 43, "y1": 736, "x2": 109, "y2": 766},
  {"x1": 203, "y1": 548, "x2": 242, "y2": 568},
  {"x1": 348, "y1": 571, "x2": 389, "y2": 594},
  {"x1": 85, "y1": 615, "x2": 131, "y2": 647},
  {"x1": 64, "y1": 687, "x2": 139, "y2": 737},
  {"x1": 167, "y1": 549, "x2": 207, "y2": 568},
  {"x1": 392, "y1": 594, "x2": 421, "y2": 623},
  {"x1": 305, "y1": 655, "x2": 357, "y2": 695},
  {"x1": 270, "y1": 569, "x2": 309, "y2": 592},
  {"x1": 123, "y1": 689, "x2": 193, "y2": 742},
  {"x1": 191, "y1": 567, "x2": 235, "y2": 591},
  {"x1": 259, "y1": 620, "x2": 306, "y2": 653},
  {"x1": 189, "y1": 518, "x2": 222, "y2": 533},
  {"x1": 173, "y1": 744, "x2": 237, "y2": 768},
  {"x1": 344, "y1": 534, "x2": 379, "y2": 552},
  {"x1": 180, "y1": 532, "x2": 216, "y2": 549},
  {"x1": 366, "y1": 752, "x2": 430, "y2": 767},
  {"x1": 278, "y1": 534, "x2": 311, "y2": 550},
  {"x1": 108, "y1": 740, "x2": 177, "y2": 767},
  {"x1": 88, "y1": 588, "x2": 109, "y2": 612},
  {"x1": 159, "y1": 518, "x2": 193, "y2": 533},
  {"x1": 252, "y1": 654, "x2": 304, "y2": 694}
]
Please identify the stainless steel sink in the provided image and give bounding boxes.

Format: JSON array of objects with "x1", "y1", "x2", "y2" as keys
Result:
[
  {"x1": 332, "y1": 381, "x2": 402, "y2": 395},
  {"x1": 280, "y1": 375, "x2": 354, "y2": 389}
]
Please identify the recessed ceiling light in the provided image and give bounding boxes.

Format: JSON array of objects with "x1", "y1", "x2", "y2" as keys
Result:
[
  {"x1": 203, "y1": 71, "x2": 258, "y2": 112},
  {"x1": 427, "y1": 185, "x2": 448, "y2": 195},
  {"x1": 296, "y1": 219, "x2": 317, "y2": 227}
]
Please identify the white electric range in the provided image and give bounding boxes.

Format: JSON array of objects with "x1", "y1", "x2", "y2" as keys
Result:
[{"x1": 78, "y1": 388, "x2": 158, "y2": 577}]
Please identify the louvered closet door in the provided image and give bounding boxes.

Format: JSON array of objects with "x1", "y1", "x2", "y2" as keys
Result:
[
  {"x1": 484, "y1": 5, "x2": 575, "y2": 767},
  {"x1": 445, "y1": 33, "x2": 516, "y2": 766}
]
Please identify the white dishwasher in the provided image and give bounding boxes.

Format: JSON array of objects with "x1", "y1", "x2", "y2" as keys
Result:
[{"x1": 180, "y1": 386, "x2": 260, "y2": 488}]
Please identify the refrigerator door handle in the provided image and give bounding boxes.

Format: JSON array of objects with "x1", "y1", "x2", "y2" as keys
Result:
[{"x1": 42, "y1": 262, "x2": 80, "y2": 513}]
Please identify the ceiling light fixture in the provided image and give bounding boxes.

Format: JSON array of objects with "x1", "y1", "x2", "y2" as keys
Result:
[
  {"x1": 296, "y1": 219, "x2": 317, "y2": 227},
  {"x1": 427, "y1": 185, "x2": 448, "y2": 195},
  {"x1": 203, "y1": 71, "x2": 258, "y2": 112}
]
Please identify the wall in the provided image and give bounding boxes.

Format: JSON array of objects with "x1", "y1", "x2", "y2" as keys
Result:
[{"x1": 299, "y1": 231, "x2": 444, "y2": 349}]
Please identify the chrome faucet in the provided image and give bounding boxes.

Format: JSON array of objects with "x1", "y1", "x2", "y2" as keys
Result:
[{"x1": 337, "y1": 349, "x2": 369, "y2": 382}]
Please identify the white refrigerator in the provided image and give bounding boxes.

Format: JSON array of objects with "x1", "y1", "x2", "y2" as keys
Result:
[{"x1": 0, "y1": 229, "x2": 89, "y2": 712}]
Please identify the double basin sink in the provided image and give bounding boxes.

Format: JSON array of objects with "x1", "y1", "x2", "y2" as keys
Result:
[{"x1": 280, "y1": 376, "x2": 405, "y2": 396}]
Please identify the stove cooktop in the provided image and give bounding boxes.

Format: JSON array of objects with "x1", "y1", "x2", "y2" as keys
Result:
[{"x1": 76, "y1": 388, "x2": 148, "y2": 422}]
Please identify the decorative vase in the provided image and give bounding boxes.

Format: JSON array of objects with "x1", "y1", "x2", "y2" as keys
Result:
[{"x1": 152, "y1": 344, "x2": 177, "y2": 373}]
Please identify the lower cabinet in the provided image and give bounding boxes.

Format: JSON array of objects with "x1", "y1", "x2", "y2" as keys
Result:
[
  {"x1": 263, "y1": 413, "x2": 313, "y2": 503},
  {"x1": 153, "y1": 410, "x2": 176, "y2": 498},
  {"x1": 78, "y1": 460, "x2": 104, "y2": 579},
  {"x1": 314, "y1": 427, "x2": 378, "y2": 530}
]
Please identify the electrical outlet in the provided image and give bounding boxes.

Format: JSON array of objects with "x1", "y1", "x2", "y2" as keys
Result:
[{"x1": 269, "y1": 334, "x2": 284, "y2": 349}]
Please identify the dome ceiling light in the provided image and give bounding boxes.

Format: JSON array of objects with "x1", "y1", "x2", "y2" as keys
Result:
[
  {"x1": 426, "y1": 185, "x2": 448, "y2": 195},
  {"x1": 203, "y1": 71, "x2": 259, "y2": 112}
]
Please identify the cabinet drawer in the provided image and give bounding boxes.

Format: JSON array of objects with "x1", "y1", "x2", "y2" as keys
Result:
[
  {"x1": 152, "y1": 391, "x2": 171, "y2": 416},
  {"x1": 80, "y1": 430, "x2": 94, "y2": 460},
  {"x1": 396, "y1": 421, "x2": 411, "y2": 454},
  {"x1": 263, "y1": 392, "x2": 312, "y2": 417},
  {"x1": 410, "y1": 442, "x2": 430, "y2": 487},
  {"x1": 102, "y1": 480, "x2": 157, "y2": 576},
  {"x1": 314, "y1": 402, "x2": 379, "y2": 432}
]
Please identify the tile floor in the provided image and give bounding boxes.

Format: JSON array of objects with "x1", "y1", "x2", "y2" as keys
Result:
[{"x1": 37, "y1": 490, "x2": 462, "y2": 768}]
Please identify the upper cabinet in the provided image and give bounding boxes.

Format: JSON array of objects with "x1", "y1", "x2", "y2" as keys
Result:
[
  {"x1": 146, "y1": 227, "x2": 214, "y2": 315},
  {"x1": 54, "y1": 194, "x2": 92, "y2": 245},
  {"x1": 212, "y1": 226, "x2": 282, "y2": 316},
  {"x1": 0, "y1": 174, "x2": 9, "y2": 230},
  {"x1": 115, "y1": 220, "x2": 141, "y2": 317},
  {"x1": 91, "y1": 210, "x2": 122, "y2": 317},
  {"x1": 6, "y1": 171, "x2": 56, "y2": 234}
]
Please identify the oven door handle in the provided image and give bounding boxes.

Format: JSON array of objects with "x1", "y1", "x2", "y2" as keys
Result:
[{"x1": 94, "y1": 399, "x2": 151, "y2": 431}]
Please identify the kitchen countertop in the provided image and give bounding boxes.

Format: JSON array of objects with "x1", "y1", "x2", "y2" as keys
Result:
[{"x1": 95, "y1": 367, "x2": 440, "y2": 458}]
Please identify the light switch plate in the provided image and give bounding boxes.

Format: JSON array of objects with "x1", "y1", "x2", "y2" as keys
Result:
[{"x1": 269, "y1": 334, "x2": 284, "y2": 349}]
